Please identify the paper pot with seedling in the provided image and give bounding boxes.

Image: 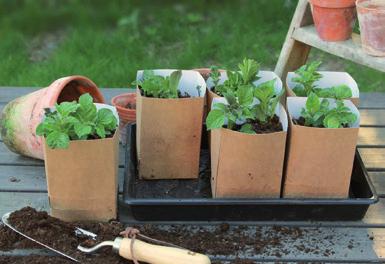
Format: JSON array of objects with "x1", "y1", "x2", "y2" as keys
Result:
[
  {"x1": 134, "y1": 69, "x2": 206, "y2": 179},
  {"x1": 283, "y1": 93, "x2": 360, "y2": 198},
  {"x1": 286, "y1": 61, "x2": 359, "y2": 106},
  {"x1": 206, "y1": 78, "x2": 288, "y2": 198},
  {"x1": 36, "y1": 93, "x2": 119, "y2": 221},
  {"x1": 206, "y1": 58, "x2": 283, "y2": 112}
]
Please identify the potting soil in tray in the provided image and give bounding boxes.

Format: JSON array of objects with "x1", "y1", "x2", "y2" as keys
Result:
[{"x1": 0, "y1": 207, "x2": 350, "y2": 263}]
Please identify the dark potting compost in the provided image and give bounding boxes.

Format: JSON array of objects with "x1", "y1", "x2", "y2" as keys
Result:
[
  {"x1": 122, "y1": 123, "x2": 377, "y2": 221},
  {"x1": 232, "y1": 115, "x2": 283, "y2": 134},
  {"x1": 139, "y1": 87, "x2": 191, "y2": 98}
]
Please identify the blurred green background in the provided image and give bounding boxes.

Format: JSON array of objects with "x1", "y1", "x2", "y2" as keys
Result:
[{"x1": 0, "y1": 0, "x2": 384, "y2": 91}]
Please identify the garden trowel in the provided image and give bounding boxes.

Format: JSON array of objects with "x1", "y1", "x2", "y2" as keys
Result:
[
  {"x1": 77, "y1": 235, "x2": 211, "y2": 264},
  {"x1": 2, "y1": 211, "x2": 89, "y2": 262}
]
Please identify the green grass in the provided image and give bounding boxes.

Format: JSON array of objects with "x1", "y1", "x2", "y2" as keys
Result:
[{"x1": 0, "y1": 0, "x2": 384, "y2": 91}]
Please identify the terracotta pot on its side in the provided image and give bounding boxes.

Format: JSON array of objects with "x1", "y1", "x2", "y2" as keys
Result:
[
  {"x1": 111, "y1": 93, "x2": 136, "y2": 144},
  {"x1": 310, "y1": 0, "x2": 357, "y2": 41},
  {"x1": 0, "y1": 76, "x2": 104, "y2": 160},
  {"x1": 357, "y1": 0, "x2": 385, "y2": 56}
]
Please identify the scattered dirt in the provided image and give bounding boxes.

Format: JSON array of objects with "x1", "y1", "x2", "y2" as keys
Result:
[
  {"x1": 0, "y1": 256, "x2": 72, "y2": 264},
  {"x1": 5, "y1": 207, "x2": 128, "y2": 264},
  {"x1": 9, "y1": 177, "x2": 20, "y2": 183}
]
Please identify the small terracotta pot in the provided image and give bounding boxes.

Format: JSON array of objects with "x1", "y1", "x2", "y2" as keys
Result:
[
  {"x1": 310, "y1": 0, "x2": 357, "y2": 41},
  {"x1": 357, "y1": 0, "x2": 385, "y2": 56},
  {"x1": 192, "y1": 67, "x2": 224, "y2": 116},
  {"x1": 111, "y1": 93, "x2": 136, "y2": 144},
  {"x1": 0, "y1": 76, "x2": 104, "y2": 160}
]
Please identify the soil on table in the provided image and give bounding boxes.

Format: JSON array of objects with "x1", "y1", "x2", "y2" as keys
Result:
[
  {"x1": 4, "y1": 207, "x2": 128, "y2": 264},
  {"x1": 0, "y1": 207, "x2": 344, "y2": 264}
]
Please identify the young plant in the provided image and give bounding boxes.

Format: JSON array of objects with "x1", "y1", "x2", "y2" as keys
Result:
[
  {"x1": 292, "y1": 61, "x2": 353, "y2": 100},
  {"x1": 36, "y1": 93, "x2": 118, "y2": 149},
  {"x1": 315, "y1": 84, "x2": 352, "y2": 100},
  {"x1": 206, "y1": 79, "x2": 283, "y2": 134},
  {"x1": 133, "y1": 70, "x2": 182, "y2": 98},
  {"x1": 301, "y1": 93, "x2": 357, "y2": 128},
  {"x1": 206, "y1": 85, "x2": 256, "y2": 133},
  {"x1": 292, "y1": 61, "x2": 322, "y2": 96},
  {"x1": 210, "y1": 58, "x2": 260, "y2": 96},
  {"x1": 253, "y1": 79, "x2": 283, "y2": 124}
]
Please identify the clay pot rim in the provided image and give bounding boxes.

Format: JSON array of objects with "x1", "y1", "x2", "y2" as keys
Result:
[
  {"x1": 311, "y1": 0, "x2": 356, "y2": 8},
  {"x1": 111, "y1": 93, "x2": 136, "y2": 113},
  {"x1": 356, "y1": 0, "x2": 385, "y2": 12},
  {"x1": 48, "y1": 75, "x2": 104, "y2": 106}
]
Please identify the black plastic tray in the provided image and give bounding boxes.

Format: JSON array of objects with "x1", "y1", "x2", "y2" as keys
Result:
[{"x1": 122, "y1": 124, "x2": 378, "y2": 221}]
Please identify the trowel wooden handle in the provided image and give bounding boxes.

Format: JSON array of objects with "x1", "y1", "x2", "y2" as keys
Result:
[{"x1": 118, "y1": 238, "x2": 211, "y2": 264}]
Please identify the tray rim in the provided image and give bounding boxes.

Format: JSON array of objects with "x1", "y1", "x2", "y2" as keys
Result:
[{"x1": 123, "y1": 123, "x2": 379, "y2": 206}]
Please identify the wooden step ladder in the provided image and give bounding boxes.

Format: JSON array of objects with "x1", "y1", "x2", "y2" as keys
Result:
[{"x1": 275, "y1": 0, "x2": 385, "y2": 83}]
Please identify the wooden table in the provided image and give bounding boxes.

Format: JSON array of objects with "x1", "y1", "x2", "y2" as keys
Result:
[{"x1": 2, "y1": 87, "x2": 385, "y2": 263}]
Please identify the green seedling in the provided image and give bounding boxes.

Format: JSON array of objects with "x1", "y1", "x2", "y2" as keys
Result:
[
  {"x1": 301, "y1": 92, "x2": 357, "y2": 128},
  {"x1": 36, "y1": 93, "x2": 118, "y2": 149},
  {"x1": 210, "y1": 58, "x2": 260, "y2": 96},
  {"x1": 253, "y1": 79, "x2": 283, "y2": 125},
  {"x1": 133, "y1": 70, "x2": 182, "y2": 98},
  {"x1": 206, "y1": 79, "x2": 283, "y2": 134},
  {"x1": 292, "y1": 61, "x2": 353, "y2": 100}
]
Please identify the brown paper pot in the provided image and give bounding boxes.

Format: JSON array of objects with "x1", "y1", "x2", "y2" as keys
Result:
[
  {"x1": 286, "y1": 71, "x2": 360, "y2": 106},
  {"x1": 136, "y1": 70, "x2": 206, "y2": 179},
  {"x1": 283, "y1": 97, "x2": 360, "y2": 198},
  {"x1": 210, "y1": 104, "x2": 288, "y2": 198},
  {"x1": 44, "y1": 104, "x2": 119, "y2": 222}
]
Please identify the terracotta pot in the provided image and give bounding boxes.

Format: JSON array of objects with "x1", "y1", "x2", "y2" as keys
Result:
[
  {"x1": 310, "y1": 0, "x2": 357, "y2": 41},
  {"x1": 357, "y1": 0, "x2": 385, "y2": 56},
  {"x1": 0, "y1": 76, "x2": 104, "y2": 160},
  {"x1": 111, "y1": 93, "x2": 136, "y2": 144}
]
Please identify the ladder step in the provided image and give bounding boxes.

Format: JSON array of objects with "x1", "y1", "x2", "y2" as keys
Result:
[{"x1": 292, "y1": 25, "x2": 385, "y2": 73}]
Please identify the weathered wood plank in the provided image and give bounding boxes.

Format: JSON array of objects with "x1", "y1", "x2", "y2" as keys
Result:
[
  {"x1": 370, "y1": 172, "x2": 385, "y2": 197},
  {"x1": 292, "y1": 25, "x2": 385, "y2": 73},
  {"x1": 0, "y1": 142, "x2": 126, "y2": 167},
  {"x1": 358, "y1": 128, "x2": 385, "y2": 147},
  {"x1": 360, "y1": 93, "x2": 385, "y2": 109},
  {"x1": 0, "y1": 166, "x2": 125, "y2": 193},
  {"x1": 360, "y1": 109, "x2": 385, "y2": 127},
  {"x1": 359, "y1": 148, "x2": 385, "y2": 171},
  {"x1": 0, "y1": 192, "x2": 49, "y2": 217},
  {"x1": 0, "y1": 87, "x2": 131, "y2": 103}
]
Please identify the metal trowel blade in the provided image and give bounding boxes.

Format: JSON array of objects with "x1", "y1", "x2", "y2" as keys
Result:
[{"x1": 1, "y1": 212, "x2": 79, "y2": 262}]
